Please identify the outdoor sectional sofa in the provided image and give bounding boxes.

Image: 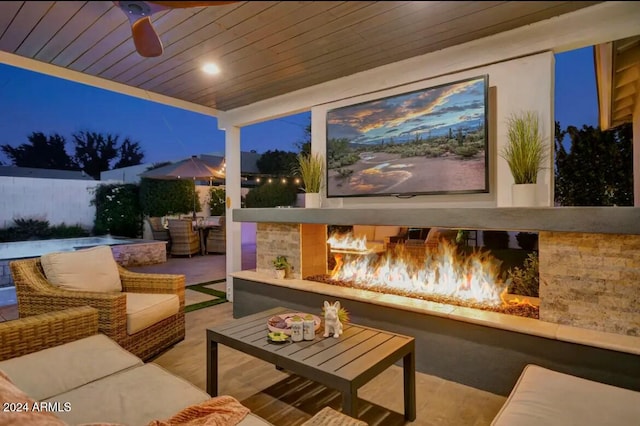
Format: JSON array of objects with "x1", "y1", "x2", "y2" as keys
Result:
[
  {"x1": 0, "y1": 307, "x2": 272, "y2": 426},
  {"x1": 0, "y1": 307, "x2": 368, "y2": 426}
]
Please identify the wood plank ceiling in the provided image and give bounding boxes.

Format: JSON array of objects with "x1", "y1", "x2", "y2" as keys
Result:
[
  {"x1": 0, "y1": 1, "x2": 601, "y2": 112},
  {"x1": 609, "y1": 36, "x2": 640, "y2": 128}
]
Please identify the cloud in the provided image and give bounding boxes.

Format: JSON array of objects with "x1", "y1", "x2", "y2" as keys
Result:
[{"x1": 328, "y1": 77, "x2": 485, "y2": 136}]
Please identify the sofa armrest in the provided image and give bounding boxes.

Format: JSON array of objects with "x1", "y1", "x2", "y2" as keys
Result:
[
  {"x1": 118, "y1": 265, "x2": 185, "y2": 307},
  {"x1": 0, "y1": 306, "x2": 99, "y2": 361}
]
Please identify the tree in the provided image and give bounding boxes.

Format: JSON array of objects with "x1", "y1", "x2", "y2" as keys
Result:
[
  {"x1": 72, "y1": 131, "x2": 144, "y2": 180},
  {"x1": 114, "y1": 138, "x2": 145, "y2": 169},
  {"x1": 1, "y1": 132, "x2": 78, "y2": 170},
  {"x1": 294, "y1": 123, "x2": 312, "y2": 155},
  {"x1": 256, "y1": 149, "x2": 298, "y2": 176},
  {"x1": 554, "y1": 122, "x2": 632, "y2": 206}
]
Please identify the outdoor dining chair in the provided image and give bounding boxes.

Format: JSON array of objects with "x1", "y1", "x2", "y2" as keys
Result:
[{"x1": 167, "y1": 219, "x2": 200, "y2": 257}]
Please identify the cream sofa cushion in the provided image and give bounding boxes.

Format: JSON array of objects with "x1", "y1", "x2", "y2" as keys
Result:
[
  {"x1": 0, "y1": 334, "x2": 142, "y2": 401},
  {"x1": 492, "y1": 364, "x2": 640, "y2": 426},
  {"x1": 125, "y1": 292, "x2": 180, "y2": 335},
  {"x1": 41, "y1": 245, "x2": 121, "y2": 292},
  {"x1": 46, "y1": 363, "x2": 210, "y2": 426}
]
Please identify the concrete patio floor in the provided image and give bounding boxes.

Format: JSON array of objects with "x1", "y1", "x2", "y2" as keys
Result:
[{"x1": 0, "y1": 244, "x2": 508, "y2": 424}]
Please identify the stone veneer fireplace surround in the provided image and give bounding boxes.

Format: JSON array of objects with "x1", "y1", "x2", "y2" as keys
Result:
[{"x1": 232, "y1": 207, "x2": 640, "y2": 395}]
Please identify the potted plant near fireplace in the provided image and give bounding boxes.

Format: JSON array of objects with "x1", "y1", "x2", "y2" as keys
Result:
[
  {"x1": 294, "y1": 152, "x2": 324, "y2": 208},
  {"x1": 500, "y1": 111, "x2": 548, "y2": 206},
  {"x1": 272, "y1": 255, "x2": 291, "y2": 279}
]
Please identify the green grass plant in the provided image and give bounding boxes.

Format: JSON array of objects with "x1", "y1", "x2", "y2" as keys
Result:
[
  {"x1": 501, "y1": 111, "x2": 547, "y2": 184},
  {"x1": 294, "y1": 152, "x2": 324, "y2": 193}
]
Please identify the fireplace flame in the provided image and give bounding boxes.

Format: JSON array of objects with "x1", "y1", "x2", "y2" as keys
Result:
[
  {"x1": 327, "y1": 232, "x2": 368, "y2": 251},
  {"x1": 327, "y1": 232, "x2": 509, "y2": 307}
]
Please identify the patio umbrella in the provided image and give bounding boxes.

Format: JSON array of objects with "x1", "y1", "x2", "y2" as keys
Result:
[
  {"x1": 139, "y1": 155, "x2": 225, "y2": 218},
  {"x1": 139, "y1": 155, "x2": 225, "y2": 181}
]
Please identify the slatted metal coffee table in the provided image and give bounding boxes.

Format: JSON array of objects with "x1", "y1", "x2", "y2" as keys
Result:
[{"x1": 207, "y1": 306, "x2": 416, "y2": 420}]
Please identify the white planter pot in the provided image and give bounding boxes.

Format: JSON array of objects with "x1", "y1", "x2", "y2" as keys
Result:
[
  {"x1": 305, "y1": 192, "x2": 321, "y2": 208},
  {"x1": 512, "y1": 184, "x2": 538, "y2": 207},
  {"x1": 274, "y1": 269, "x2": 286, "y2": 280}
]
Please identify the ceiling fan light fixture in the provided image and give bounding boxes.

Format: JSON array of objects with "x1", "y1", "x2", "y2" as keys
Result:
[
  {"x1": 119, "y1": 1, "x2": 153, "y2": 17},
  {"x1": 202, "y1": 63, "x2": 221, "y2": 75}
]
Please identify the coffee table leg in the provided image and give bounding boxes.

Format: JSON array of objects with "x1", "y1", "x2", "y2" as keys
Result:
[
  {"x1": 207, "y1": 338, "x2": 219, "y2": 396},
  {"x1": 403, "y1": 349, "x2": 416, "y2": 421},
  {"x1": 342, "y1": 386, "x2": 357, "y2": 418}
]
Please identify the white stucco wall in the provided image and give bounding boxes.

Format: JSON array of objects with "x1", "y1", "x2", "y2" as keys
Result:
[
  {"x1": 311, "y1": 52, "x2": 554, "y2": 209},
  {"x1": 0, "y1": 176, "x2": 118, "y2": 229}
]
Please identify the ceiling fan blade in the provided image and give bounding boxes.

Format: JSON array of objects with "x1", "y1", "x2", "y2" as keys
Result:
[
  {"x1": 148, "y1": 1, "x2": 238, "y2": 8},
  {"x1": 131, "y1": 16, "x2": 163, "y2": 58}
]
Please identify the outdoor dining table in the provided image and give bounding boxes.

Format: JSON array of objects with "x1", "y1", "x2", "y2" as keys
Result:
[
  {"x1": 207, "y1": 306, "x2": 416, "y2": 420},
  {"x1": 194, "y1": 220, "x2": 222, "y2": 255}
]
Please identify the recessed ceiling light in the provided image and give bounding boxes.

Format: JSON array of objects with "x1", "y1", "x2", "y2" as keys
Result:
[{"x1": 202, "y1": 63, "x2": 220, "y2": 75}]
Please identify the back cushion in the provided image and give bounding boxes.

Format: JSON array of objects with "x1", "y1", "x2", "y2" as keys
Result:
[{"x1": 41, "y1": 245, "x2": 122, "y2": 293}]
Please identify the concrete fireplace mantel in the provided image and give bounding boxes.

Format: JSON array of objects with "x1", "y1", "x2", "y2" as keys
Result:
[{"x1": 233, "y1": 207, "x2": 640, "y2": 234}]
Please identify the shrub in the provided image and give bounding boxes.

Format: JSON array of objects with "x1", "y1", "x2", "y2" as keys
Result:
[
  {"x1": 516, "y1": 232, "x2": 538, "y2": 250},
  {"x1": 139, "y1": 178, "x2": 200, "y2": 217},
  {"x1": 0, "y1": 220, "x2": 89, "y2": 242},
  {"x1": 507, "y1": 252, "x2": 539, "y2": 297},
  {"x1": 91, "y1": 183, "x2": 142, "y2": 238},
  {"x1": 244, "y1": 182, "x2": 298, "y2": 208},
  {"x1": 12, "y1": 218, "x2": 52, "y2": 240},
  {"x1": 49, "y1": 223, "x2": 90, "y2": 238},
  {"x1": 454, "y1": 145, "x2": 479, "y2": 158},
  {"x1": 482, "y1": 230, "x2": 510, "y2": 250},
  {"x1": 208, "y1": 187, "x2": 226, "y2": 216}
]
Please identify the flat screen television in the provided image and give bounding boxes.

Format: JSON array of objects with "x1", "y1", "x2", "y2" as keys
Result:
[{"x1": 326, "y1": 75, "x2": 489, "y2": 198}]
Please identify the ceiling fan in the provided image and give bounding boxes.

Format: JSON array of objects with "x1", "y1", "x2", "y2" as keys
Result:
[{"x1": 114, "y1": 1, "x2": 237, "y2": 58}]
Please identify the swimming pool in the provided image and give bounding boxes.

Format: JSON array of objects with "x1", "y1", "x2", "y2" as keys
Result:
[
  {"x1": 0, "y1": 235, "x2": 137, "y2": 261},
  {"x1": 0, "y1": 236, "x2": 168, "y2": 294}
]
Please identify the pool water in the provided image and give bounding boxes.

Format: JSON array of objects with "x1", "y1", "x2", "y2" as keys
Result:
[{"x1": 0, "y1": 235, "x2": 137, "y2": 261}]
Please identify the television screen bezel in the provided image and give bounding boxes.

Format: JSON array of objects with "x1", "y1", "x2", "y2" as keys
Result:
[{"x1": 325, "y1": 74, "x2": 490, "y2": 199}]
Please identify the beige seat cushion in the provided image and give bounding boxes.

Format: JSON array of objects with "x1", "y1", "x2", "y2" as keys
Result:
[
  {"x1": 492, "y1": 364, "x2": 640, "y2": 426},
  {"x1": 47, "y1": 363, "x2": 211, "y2": 426},
  {"x1": 0, "y1": 334, "x2": 142, "y2": 401},
  {"x1": 0, "y1": 370, "x2": 66, "y2": 425},
  {"x1": 41, "y1": 245, "x2": 121, "y2": 292},
  {"x1": 125, "y1": 293, "x2": 180, "y2": 335}
]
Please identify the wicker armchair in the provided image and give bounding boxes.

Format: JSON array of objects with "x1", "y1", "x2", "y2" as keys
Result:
[
  {"x1": 205, "y1": 216, "x2": 226, "y2": 254},
  {"x1": 0, "y1": 306, "x2": 99, "y2": 362},
  {"x1": 10, "y1": 258, "x2": 185, "y2": 361},
  {"x1": 147, "y1": 216, "x2": 170, "y2": 241},
  {"x1": 168, "y1": 219, "x2": 200, "y2": 257}
]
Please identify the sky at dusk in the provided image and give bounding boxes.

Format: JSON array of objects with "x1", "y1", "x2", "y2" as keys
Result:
[
  {"x1": 0, "y1": 47, "x2": 597, "y2": 166},
  {"x1": 328, "y1": 76, "x2": 485, "y2": 144}
]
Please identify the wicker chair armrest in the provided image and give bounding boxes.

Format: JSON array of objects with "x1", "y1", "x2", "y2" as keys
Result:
[
  {"x1": 0, "y1": 306, "x2": 99, "y2": 361},
  {"x1": 18, "y1": 290, "x2": 127, "y2": 340},
  {"x1": 118, "y1": 265, "x2": 184, "y2": 294}
]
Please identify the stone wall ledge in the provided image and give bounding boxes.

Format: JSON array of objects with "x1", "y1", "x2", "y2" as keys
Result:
[{"x1": 231, "y1": 269, "x2": 640, "y2": 356}]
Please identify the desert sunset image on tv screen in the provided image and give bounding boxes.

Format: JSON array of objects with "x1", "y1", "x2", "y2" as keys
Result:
[{"x1": 326, "y1": 75, "x2": 489, "y2": 198}]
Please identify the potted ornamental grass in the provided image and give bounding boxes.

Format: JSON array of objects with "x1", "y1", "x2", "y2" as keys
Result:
[
  {"x1": 294, "y1": 152, "x2": 324, "y2": 208},
  {"x1": 500, "y1": 111, "x2": 548, "y2": 206}
]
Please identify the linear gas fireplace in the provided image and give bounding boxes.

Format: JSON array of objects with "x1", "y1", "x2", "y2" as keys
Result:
[
  {"x1": 307, "y1": 229, "x2": 538, "y2": 319},
  {"x1": 232, "y1": 207, "x2": 640, "y2": 396}
]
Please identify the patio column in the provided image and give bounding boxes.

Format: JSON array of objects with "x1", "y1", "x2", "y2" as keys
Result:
[{"x1": 225, "y1": 125, "x2": 241, "y2": 302}]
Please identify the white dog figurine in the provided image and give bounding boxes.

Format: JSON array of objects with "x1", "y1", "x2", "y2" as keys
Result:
[{"x1": 323, "y1": 301, "x2": 343, "y2": 338}]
